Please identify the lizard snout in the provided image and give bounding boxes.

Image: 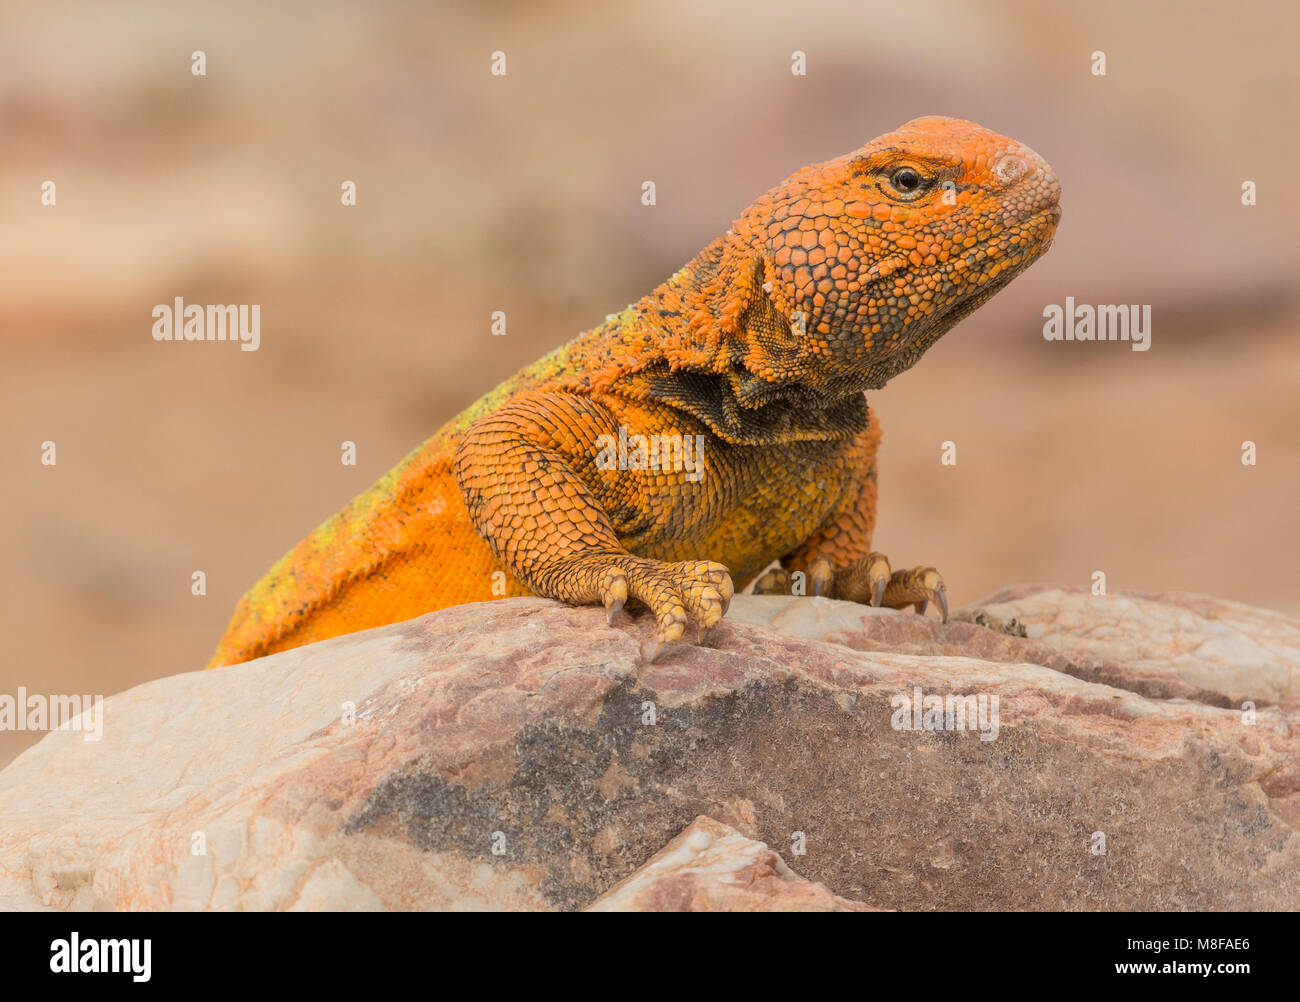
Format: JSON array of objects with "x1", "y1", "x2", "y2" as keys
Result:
[
  {"x1": 993, "y1": 153, "x2": 1032, "y2": 186},
  {"x1": 994, "y1": 147, "x2": 1061, "y2": 224}
]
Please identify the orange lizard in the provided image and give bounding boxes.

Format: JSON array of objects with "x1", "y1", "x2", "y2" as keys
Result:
[{"x1": 208, "y1": 116, "x2": 1061, "y2": 668}]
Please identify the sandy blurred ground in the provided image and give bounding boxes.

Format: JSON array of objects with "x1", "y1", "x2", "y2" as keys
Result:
[{"x1": 2, "y1": 0, "x2": 1297, "y2": 767}]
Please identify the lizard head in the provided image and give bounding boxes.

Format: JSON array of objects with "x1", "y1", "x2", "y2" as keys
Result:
[{"x1": 708, "y1": 116, "x2": 1061, "y2": 395}]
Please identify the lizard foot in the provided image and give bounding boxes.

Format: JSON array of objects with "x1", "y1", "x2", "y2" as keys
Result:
[
  {"x1": 579, "y1": 556, "x2": 733, "y2": 661},
  {"x1": 752, "y1": 553, "x2": 890, "y2": 604},
  {"x1": 756, "y1": 553, "x2": 948, "y2": 623},
  {"x1": 880, "y1": 563, "x2": 948, "y2": 622},
  {"x1": 838, "y1": 554, "x2": 948, "y2": 622}
]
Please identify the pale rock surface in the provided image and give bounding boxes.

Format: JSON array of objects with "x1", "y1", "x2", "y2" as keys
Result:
[
  {"x1": 730, "y1": 585, "x2": 1300, "y2": 706},
  {"x1": 1, "y1": 586, "x2": 1296, "y2": 911}
]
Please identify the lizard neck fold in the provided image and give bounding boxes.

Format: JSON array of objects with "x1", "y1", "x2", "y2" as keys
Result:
[
  {"x1": 592, "y1": 237, "x2": 872, "y2": 445},
  {"x1": 631, "y1": 365, "x2": 871, "y2": 445}
]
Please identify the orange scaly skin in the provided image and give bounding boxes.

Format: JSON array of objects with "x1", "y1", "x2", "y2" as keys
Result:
[{"x1": 208, "y1": 117, "x2": 1061, "y2": 668}]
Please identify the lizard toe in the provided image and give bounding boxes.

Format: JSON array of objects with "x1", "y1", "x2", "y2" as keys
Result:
[
  {"x1": 751, "y1": 566, "x2": 790, "y2": 596},
  {"x1": 700, "y1": 562, "x2": 734, "y2": 616},
  {"x1": 808, "y1": 551, "x2": 891, "y2": 604},
  {"x1": 808, "y1": 556, "x2": 834, "y2": 597},
  {"x1": 600, "y1": 567, "x2": 629, "y2": 625},
  {"x1": 622, "y1": 565, "x2": 690, "y2": 648},
  {"x1": 883, "y1": 565, "x2": 949, "y2": 623},
  {"x1": 672, "y1": 560, "x2": 732, "y2": 633}
]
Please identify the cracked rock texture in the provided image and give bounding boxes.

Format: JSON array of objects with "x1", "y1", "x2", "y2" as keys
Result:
[{"x1": 0, "y1": 586, "x2": 1296, "y2": 911}]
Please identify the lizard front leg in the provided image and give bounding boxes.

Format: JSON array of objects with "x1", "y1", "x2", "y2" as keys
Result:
[
  {"x1": 751, "y1": 414, "x2": 949, "y2": 621},
  {"x1": 453, "y1": 392, "x2": 733, "y2": 658}
]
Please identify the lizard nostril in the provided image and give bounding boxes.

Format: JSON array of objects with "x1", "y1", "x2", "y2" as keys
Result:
[{"x1": 993, "y1": 154, "x2": 1030, "y2": 186}]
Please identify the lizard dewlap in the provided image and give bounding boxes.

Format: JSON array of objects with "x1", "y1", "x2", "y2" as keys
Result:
[{"x1": 208, "y1": 116, "x2": 1060, "y2": 668}]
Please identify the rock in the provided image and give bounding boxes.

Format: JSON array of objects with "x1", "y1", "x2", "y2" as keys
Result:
[
  {"x1": 1, "y1": 587, "x2": 1296, "y2": 911},
  {"x1": 972, "y1": 585, "x2": 1300, "y2": 705},
  {"x1": 586, "y1": 815, "x2": 880, "y2": 911},
  {"x1": 728, "y1": 584, "x2": 1300, "y2": 707}
]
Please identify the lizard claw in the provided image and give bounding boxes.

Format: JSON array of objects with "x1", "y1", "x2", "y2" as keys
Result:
[
  {"x1": 809, "y1": 556, "x2": 833, "y2": 598},
  {"x1": 601, "y1": 568, "x2": 628, "y2": 625},
  {"x1": 641, "y1": 639, "x2": 669, "y2": 663},
  {"x1": 883, "y1": 566, "x2": 948, "y2": 623}
]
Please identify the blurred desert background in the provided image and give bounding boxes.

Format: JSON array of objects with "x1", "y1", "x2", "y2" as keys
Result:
[{"x1": 1, "y1": 0, "x2": 1296, "y2": 767}]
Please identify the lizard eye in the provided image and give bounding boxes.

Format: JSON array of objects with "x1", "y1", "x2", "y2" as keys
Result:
[{"x1": 889, "y1": 167, "x2": 923, "y2": 193}]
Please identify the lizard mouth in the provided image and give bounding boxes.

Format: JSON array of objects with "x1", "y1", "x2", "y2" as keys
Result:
[
  {"x1": 938, "y1": 258, "x2": 1030, "y2": 326},
  {"x1": 854, "y1": 202, "x2": 1060, "y2": 390},
  {"x1": 933, "y1": 206, "x2": 1059, "y2": 329}
]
